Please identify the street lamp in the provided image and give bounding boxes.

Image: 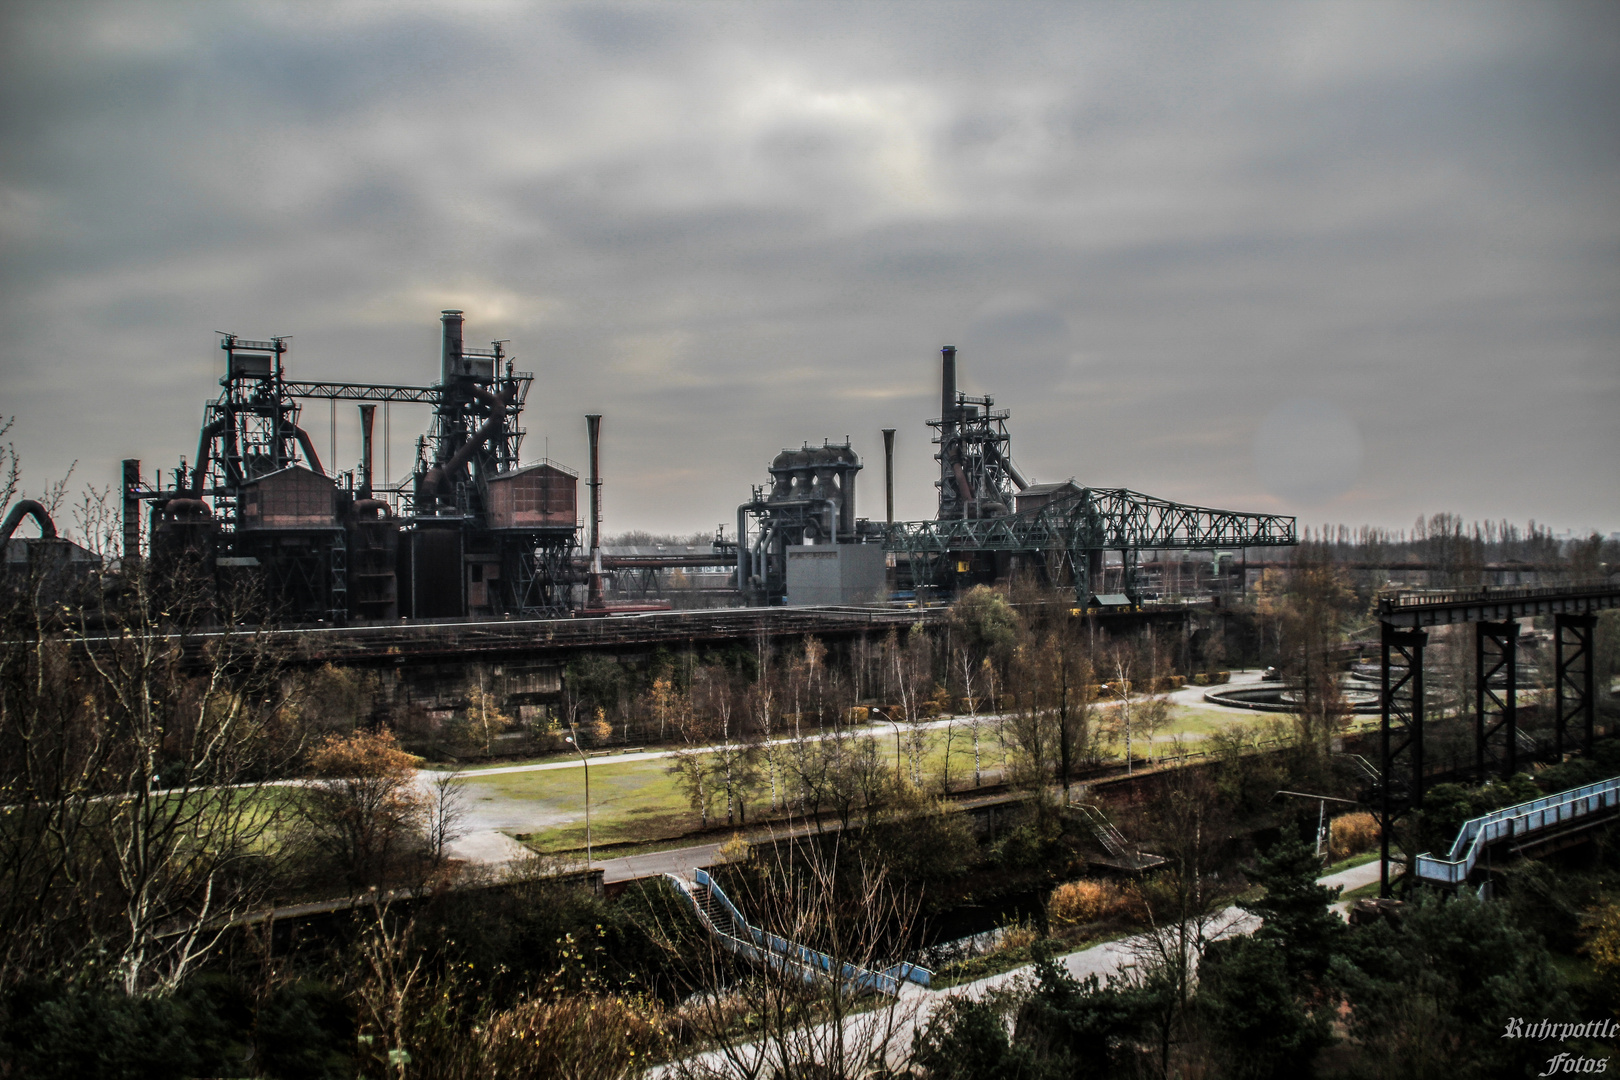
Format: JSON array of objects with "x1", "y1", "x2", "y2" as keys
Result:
[
  {"x1": 566, "y1": 727, "x2": 591, "y2": 868},
  {"x1": 873, "y1": 707, "x2": 904, "y2": 783}
]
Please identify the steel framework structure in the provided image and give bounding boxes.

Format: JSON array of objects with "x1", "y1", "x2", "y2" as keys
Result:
[
  {"x1": 1371, "y1": 580, "x2": 1620, "y2": 898},
  {"x1": 1556, "y1": 613, "x2": 1599, "y2": 758},
  {"x1": 885, "y1": 485, "x2": 1297, "y2": 600},
  {"x1": 1379, "y1": 624, "x2": 1427, "y2": 898},
  {"x1": 1475, "y1": 620, "x2": 1520, "y2": 778}
]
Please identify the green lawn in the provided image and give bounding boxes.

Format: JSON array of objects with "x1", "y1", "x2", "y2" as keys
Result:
[{"x1": 497, "y1": 701, "x2": 1268, "y2": 854}]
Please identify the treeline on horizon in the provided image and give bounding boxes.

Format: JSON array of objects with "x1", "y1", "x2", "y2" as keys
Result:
[{"x1": 1285, "y1": 512, "x2": 1617, "y2": 573}]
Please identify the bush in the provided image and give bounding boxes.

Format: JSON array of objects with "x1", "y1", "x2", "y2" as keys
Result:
[
  {"x1": 1329, "y1": 812, "x2": 1379, "y2": 860},
  {"x1": 473, "y1": 993, "x2": 664, "y2": 1080},
  {"x1": 1047, "y1": 879, "x2": 1124, "y2": 929}
]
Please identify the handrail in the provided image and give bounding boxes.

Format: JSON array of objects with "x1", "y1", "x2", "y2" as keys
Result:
[
  {"x1": 1414, "y1": 776, "x2": 1620, "y2": 886},
  {"x1": 1379, "y1": 579, "x2": 1619, "y2": 612},
  {"x1": 672, "y1": 870, "x2": 931, "y2": 995}
]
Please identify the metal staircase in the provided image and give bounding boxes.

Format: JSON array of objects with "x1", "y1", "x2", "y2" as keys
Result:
[
  {"x1": 667, "y1": 869, "x2": 931, "y2": 997},
  {"x1": 1338, "y1": 753, "x2": 1382, "y2": 786},
  {"x1": 1072, "y1": 804, "x2": 1166, "y2": 872}
]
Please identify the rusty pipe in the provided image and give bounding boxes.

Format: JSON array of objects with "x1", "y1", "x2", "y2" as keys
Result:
[
  {"x1": 422, "y1": 384, "x2": 513, "y2": 496},
  {"x1": 293, "y1": 426, "x2": 326, "y2": 476},
  {"x1": 985, "y1": 443, "x2": 1029, "y2": 491},
  {"x1": 0, "y1": 500, "x2": 57, "y2": 545},
  {"x1": 188, "y1": 420, "x2": 226, "y2": 496}
]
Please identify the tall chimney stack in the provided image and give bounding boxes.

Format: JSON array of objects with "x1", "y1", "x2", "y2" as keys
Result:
[
  {"x1": 940, "y1": 345, "x2": 957, "y2": 435},
  {"x1": 440, "y1": 309, "x2": 464, "y2": 382},
  {"x1": 882, "y1": 429, "x2": 896, "y2": 526},
  {"x1": 358, "y1": 405, "x2": 376, "y2": 498},
  {"x1": 586, "y1": 414, "x2": 603, "y2": 606},
  {"x1": 122, "y1": 459, "x2": 142, "y2": 561}
]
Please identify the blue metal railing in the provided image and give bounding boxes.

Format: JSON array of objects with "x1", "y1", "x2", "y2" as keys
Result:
[
  {"x1": 1414, "y1": 776, "x2": 1620, "y2": 886},
  {"x1": 669, "y1": 870, "x2": 932, "y2": 995}
]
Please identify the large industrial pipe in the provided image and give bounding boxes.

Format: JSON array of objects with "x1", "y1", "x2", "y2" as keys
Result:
[
  {"x1": 985, "y1": 443, "x2": 1029, "y2": 491},
  {"x1": 358, "y1": 404, "x2": 376, "y2": 498},
  {"x1": 940, "y1": 345, "x2": 957, "y2": 435},
  {"x1": 421, "y1": 384, "x2": 513, "y2": 497},
  {"x1": 440, "y1": 309, "x2": 464, "y2": 383},
  {"x1": 586, "y1": 414, "x2": 603, "y2": 605},
  {"x1": 187, "y1": 419, "x2": 226, "y2": 495},
  {"x1": 293, "y1": 426, "x2": 326, "y2": 476},
  {"x1": 0, "y1": 500, "x2": 57, "y2": 547}
]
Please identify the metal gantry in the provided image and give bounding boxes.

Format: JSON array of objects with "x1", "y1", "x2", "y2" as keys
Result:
[
  {"x1": 1475, "y1": 620, "x2": 1520, "y2": 778},
  {"x1": 1556, "y1": 612, "x2": 1599, "y2": 758},
  {"x1": 1379, "y1": 624, "x2": 1427, "y2": 898},
  {"x1": 1372, "y1": 580, "x2": 1620, "y2": 897},
  {"x1": 884, "y1": 485, "x2": 1297, "y2": 601}
]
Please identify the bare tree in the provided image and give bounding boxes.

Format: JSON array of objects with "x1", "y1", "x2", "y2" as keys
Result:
[
  {"x1": 426, "y1": 769, "x2": 468, "y2": 869},
  {"x1": 666, "y1": 844, "x2": 927, "y2": 1079},
  {"x1": 697, "y1": 665, "x2": 760, "y2": 827},
  {"x1": 301, "y1": 728, "x2": 429, "y2": 894},
  {"x1": 0, "y1": 531, "x2": 302, "y2": 994},
  {"x1": 666, "y1": 682, "x2": 715, "y2": 830}
]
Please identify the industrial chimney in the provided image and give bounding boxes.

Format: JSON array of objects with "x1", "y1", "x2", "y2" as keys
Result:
[
  {"x1": 882, "y1": 429, "x2": 896, "y2": 526},
  {"x1": 358, "y1": 404, "x2": 376, "y2": 498},
  {"x1": 586, "y1": 414, "x2": 603, "y2": 606},
  {"x1": 122, "y1": 459, "x2": 142, "y2": 561},
  {"x1": 440, "y1": 309, "x2": 464, "y2": 382},
  {"x1": 940, "y1": 345, "x2": 957, "y2": 436}
]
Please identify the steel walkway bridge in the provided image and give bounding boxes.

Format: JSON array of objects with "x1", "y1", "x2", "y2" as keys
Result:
[
  {"x1": 1415, "y1": 776, "x2": 1620, "y2": 887},
  {"x1": 1373, "y1": 578, "x2": 1620, "y2": 897},
  {"x1": 667, "y1": 869, "x2": 931, "y2": 997},
  {"x1": 884, "y1": 486, "x2": 1296, "y2": 602}
]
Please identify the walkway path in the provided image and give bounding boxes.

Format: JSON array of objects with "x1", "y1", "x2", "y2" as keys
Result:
[{"x1": 661, "y1": 857, "x2": 1353, "y2": 1076}]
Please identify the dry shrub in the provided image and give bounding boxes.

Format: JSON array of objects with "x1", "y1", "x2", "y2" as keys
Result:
[
  {"x1": 476, "y1": 993, "x2": 665, "y2": 1079},
  {"x1": 999, "y1": 919, "x2": 1040, "y2": 952},
  {"x1": 717, "y1": 833, "x2": 750, "y2": 864},
  {"x1": 1048, "y1": 879, "x2": 1125, "y2": 929},
  {"x1": 1330, "y1": 812, "x2": 1380, "y2": 860}
]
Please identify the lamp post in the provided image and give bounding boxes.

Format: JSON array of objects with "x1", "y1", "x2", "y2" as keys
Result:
[
  {"x1": 566, "y1": 727, "x2": 591, "y2": 868},
  {"x1": 875, "y1": 707, "x2": 904, "y2": 783}
]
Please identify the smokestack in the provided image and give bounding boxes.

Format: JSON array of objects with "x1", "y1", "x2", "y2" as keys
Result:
[
  {"x1": 358, "y1": 405, "x2": 376, "y2": 498},
  {"x1": 122, "y1": 459, "x2": 141, "y2": 561},
  {"x1": 440, "y1": 309, "x2": 464, "y2": 382},
  {"x1": 882, "y1": 429, "x2": 896, "y2": 526},
  {"x1": 941, "y1": 345, "x2": 957, "y2": 436},
  {"x1": 586, "y1": 414, "x2": 603, "y2": 605}
]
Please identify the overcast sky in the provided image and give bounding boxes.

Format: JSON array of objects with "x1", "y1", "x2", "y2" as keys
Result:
[{"x1": 2, "y1": 1, "x2": 1616, "y2": 541}]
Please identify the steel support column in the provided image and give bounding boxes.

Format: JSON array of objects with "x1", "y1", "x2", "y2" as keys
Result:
[
  {"x1": 1380, "y1": 622, "x2": 1427, "y2": 898},
  {"x1": 1475, "y1": 619, "x2": 1519, "y2": 778},
  {"x1": 1556, "y1": 613, "x2": 1598, "y2": 757}
]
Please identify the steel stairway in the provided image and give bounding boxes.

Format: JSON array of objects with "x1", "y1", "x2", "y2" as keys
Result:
[{"x1": 666, "y1": 868, "x2": 931, "y2": 996}]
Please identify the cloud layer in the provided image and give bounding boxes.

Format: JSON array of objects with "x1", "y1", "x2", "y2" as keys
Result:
[{"x1": 2, "y1": 1, "x2": 1616, "y2": 537}]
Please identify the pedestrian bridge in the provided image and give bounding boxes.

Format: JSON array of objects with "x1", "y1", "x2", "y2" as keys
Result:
[
  {"x1": 666, "y1": 869, "x2": 931, "y2": 997},
  {"x1": 1414, "y1": 776, "x2": 1620, "y2": 887}
]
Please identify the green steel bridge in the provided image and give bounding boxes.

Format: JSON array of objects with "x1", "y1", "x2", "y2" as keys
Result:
[{"x1": 884, "y1": 485, "x2": 1298, "y2": 601}]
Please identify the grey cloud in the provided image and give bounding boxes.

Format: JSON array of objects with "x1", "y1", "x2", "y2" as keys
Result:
[{"x1": 0, "y1": 1, "x2": 1615, "y2": 536}]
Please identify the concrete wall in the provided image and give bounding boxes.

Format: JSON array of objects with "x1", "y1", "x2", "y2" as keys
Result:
[{"x1": 785, "y1": 543, "x2": 886, "y2": 606}]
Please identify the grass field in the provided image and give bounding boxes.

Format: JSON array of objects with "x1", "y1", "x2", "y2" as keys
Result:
[{"x1": 490, "y1": 701, "x2": 1276, "y2": 855}]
